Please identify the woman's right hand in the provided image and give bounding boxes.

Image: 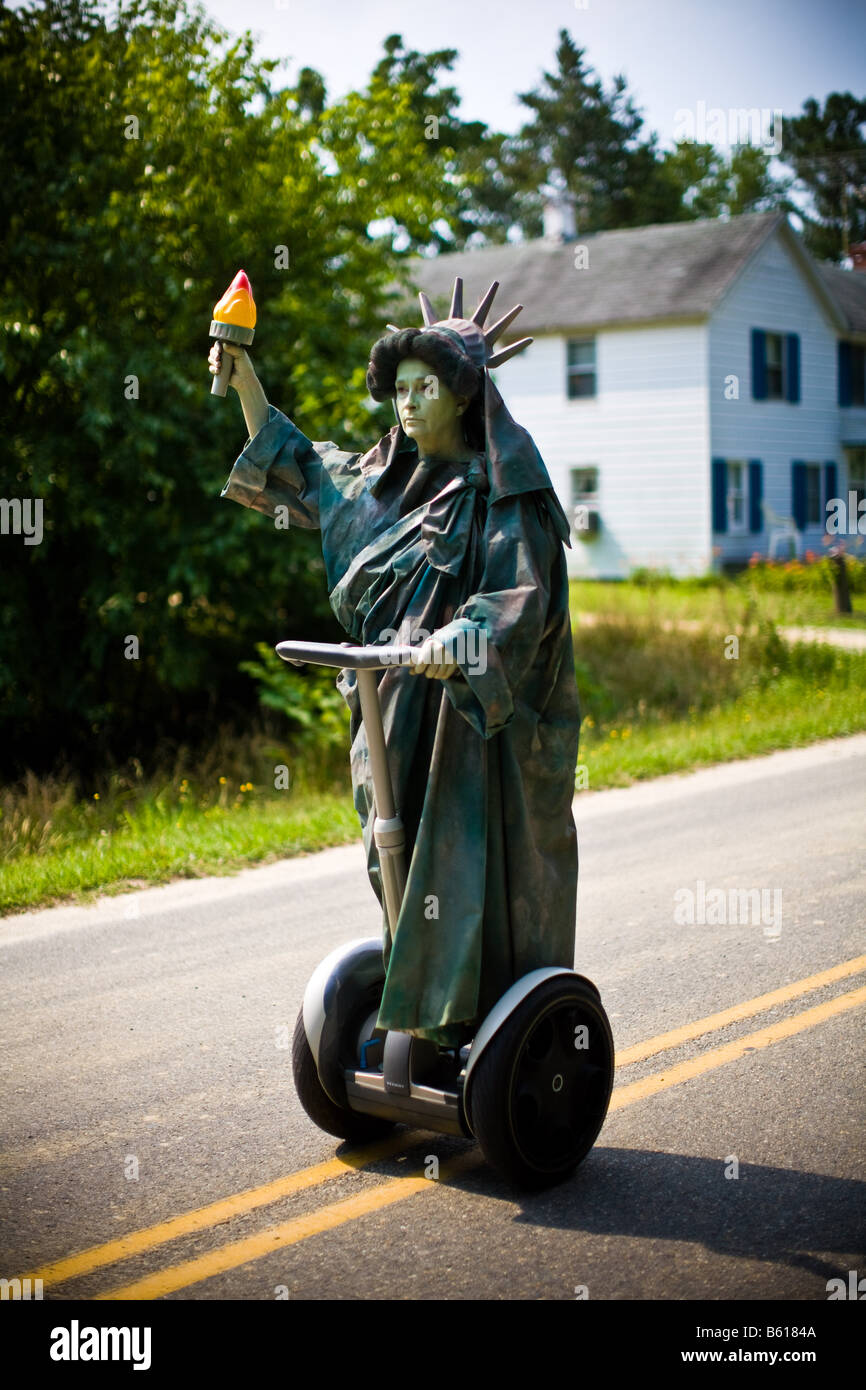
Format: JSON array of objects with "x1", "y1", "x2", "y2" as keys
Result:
[{"x1": 208, "y1": 341, "x2": 258, "y2": 396}]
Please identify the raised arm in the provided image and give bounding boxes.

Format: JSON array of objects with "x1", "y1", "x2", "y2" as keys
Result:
[
  {"x1": 209, "y1": 341, "x2": 269, "y2": 437},
  {"x1": 209, "y1": 341, "x2": 323, "y2": 530}
]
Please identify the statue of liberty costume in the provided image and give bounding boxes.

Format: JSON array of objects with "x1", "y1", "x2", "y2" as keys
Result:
[{"x1": 220, "y1": 280, "x2": 582, "y2": 1046}]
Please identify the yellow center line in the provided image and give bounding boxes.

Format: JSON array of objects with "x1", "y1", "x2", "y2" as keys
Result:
[
  {"x1": 615, "y1": 954, "x2": 866, "y2": 1066},
  {"x1": 19, "y1": 954, "x2": 866, "y2": 1296},
  {"x1": 609, "y1": 984, "x2": 866, "y2": 1111},
  {"x1": 97, "y1": 983, "x2": 866, "y2": 1301},
  {"x1": 24, "y1": 1132, "x2": 412, "y2": 1289},
  {"x1": 96, "y1": 1152, "x2": 482, "y2": 1301}
]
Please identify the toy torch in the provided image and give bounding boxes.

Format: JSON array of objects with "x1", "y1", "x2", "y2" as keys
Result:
[{"x1": 209, "y1": 269, "x2": 256, "y2": 397}]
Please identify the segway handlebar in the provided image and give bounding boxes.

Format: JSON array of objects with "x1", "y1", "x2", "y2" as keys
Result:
[{"x1": 275, "y1": 640, "x2": 423, "y2": 670}]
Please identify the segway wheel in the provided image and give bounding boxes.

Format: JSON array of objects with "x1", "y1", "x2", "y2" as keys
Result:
[
  {"x1": 292, "y1": 1007, "x2": 395, "y2": 1144},
  {"x1": 468, "y1": 976, "x2": 614, "y2": 1190}
]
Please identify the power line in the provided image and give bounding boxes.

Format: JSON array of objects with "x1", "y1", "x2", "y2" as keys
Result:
[{"x1": 782, "y1": 149, "x2": 866, "y2": 168}]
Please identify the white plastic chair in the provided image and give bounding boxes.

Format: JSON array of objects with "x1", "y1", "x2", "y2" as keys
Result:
[{"x1": 760, "y1": 501, "x2": 802, "y2": 560}]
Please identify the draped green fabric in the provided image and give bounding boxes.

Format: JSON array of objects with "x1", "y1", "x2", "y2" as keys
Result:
[{"x1": 221, "y1": 403, "x2": 581, "y2": 1045}]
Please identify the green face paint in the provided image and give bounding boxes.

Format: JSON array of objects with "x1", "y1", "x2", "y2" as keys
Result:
[{"x1": 394, "y1": 357, "x2": 471, "y2": 463}]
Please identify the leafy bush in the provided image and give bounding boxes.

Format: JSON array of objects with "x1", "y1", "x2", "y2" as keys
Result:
[
  {"x1": 627, "y1": 554, "x2": 866, "y2": 599},
  {"x1": 628, "y1": 566, "x2": 724, "y2": 591},
  {"x1": 736, "y1": 551, "x2": 866, "y2": 595},
  {"x1": 628, "y1": 566, "x2": 675, "y2": 588},
  {"x1": 238, "y1": 643, "x2": 350, "y2": 754}
]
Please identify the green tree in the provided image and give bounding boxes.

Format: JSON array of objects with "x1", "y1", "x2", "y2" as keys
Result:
[
  {"x1": 656, "y1": 142, "x2": 727, "y2": 220},
  {"x1": 656, "y1": 141, "x2": 789, "y2": 221},
  {"x1": 461, "y1": 29, "x2": 789, "y2": 239},
  {"x1": 493, "y1": 30, "x2": 680, "y2": 236},
  {"x1": 781, "y1": 92, "x2": 866, "y2": 261},
  {"x1": 0, "y1": 2, "x2": 479, "y2": 781},
  {"x1": 306, "y1": 33, "x2": 507, "y2": 256},
  {"x1": 725, "y1": 143, "x2": 790, "y2": 215}
]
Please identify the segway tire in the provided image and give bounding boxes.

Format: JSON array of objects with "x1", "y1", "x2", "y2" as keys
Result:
[
  {"x1": 468, "y1": 976, "x2": 614, "y2": 1190},
  {"x1": 292, "y1": 1008, "x2": 395, "y2": 1144}
]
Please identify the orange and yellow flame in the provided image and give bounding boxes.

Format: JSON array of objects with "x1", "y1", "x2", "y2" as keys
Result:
[{"x1": 212, "y1": 269, "x2": 256, "y2": 330}]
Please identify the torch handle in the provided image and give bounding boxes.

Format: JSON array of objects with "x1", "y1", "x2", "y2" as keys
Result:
[{"x1": 210, "y1": 342, "x2": 234, "y2": 398}]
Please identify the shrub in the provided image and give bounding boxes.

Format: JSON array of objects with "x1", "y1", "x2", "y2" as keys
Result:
[
  {"x1": 237, "y1": 643, "x2": 351, "y2": 755},
  {"x1": 736, "y1": 551, "x2": 866, "y2": 596}
]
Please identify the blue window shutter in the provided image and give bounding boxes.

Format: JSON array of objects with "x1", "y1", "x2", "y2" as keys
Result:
[
  {"x1": 748, "y1": 460, "x2": 763, "y2": 533},
  {"x1": 791, "y1": 461, "x2": 807, "y2": 531},
  {"x1": 712, "y1": 458, "x2": 727, "y2": 533},
  {"x1": 785, "y1": 334, "x2": 800, "y2": 403},
  {"x1": 824, "y1": 462, "x2": 837, "y2": 531},
  {"x1": 751, "y1": 329, "x2": 767, "y2": 399},
  {"x1": 838, "y1": 341, "x2": 852, "y2": 407}
]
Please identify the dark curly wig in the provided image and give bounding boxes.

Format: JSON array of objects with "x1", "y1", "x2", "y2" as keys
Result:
[{"x1": 366, "y1": 328, "x2": 485, "y2": 451}]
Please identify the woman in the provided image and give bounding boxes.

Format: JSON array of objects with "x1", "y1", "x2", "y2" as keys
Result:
[{"x1": 210, "y1": 281, "x2": 582, "y2": 1047}]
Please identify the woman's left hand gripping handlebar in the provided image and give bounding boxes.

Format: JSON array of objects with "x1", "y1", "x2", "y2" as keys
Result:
[{"x1": 409, "y1": 631, "x2": 459, "y2": 680}]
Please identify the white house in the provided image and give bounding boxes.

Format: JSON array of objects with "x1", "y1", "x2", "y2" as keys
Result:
[{"x1": 408, "y1": 211, "x2": 866, "y2": 577}]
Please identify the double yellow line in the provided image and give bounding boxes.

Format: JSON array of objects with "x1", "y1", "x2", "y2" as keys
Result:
[{"x1": 20, "y1": 954, "x2": 866, "y2": 1300}]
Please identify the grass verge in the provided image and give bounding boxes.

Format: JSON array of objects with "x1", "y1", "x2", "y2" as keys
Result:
[
  {"x1": 577, "y1": 669, "x2": 866, "y2": 788},
  {"x1": 3, "y1": 596, "x2": 865, "y2": 915},
  {"x1": 0, "y1": 791, "x2": 358, "y2": 915}
]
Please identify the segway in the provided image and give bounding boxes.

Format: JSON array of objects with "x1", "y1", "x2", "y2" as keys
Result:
[{"x1": 276, "y1": 638, "x2": 615, "y2": 1190}]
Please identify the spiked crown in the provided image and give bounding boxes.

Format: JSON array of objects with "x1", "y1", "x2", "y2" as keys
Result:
[
  {"x1": 365, "y1": 273, "x2": 571, "y2": 545},
  {"x1": 386, "y1": 277, "x2": 533, "y2": 372}
]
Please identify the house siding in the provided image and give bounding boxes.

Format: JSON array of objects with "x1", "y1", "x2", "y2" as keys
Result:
[
  {"x1": 708, "y1": 232, "x2": 840, "y2": 562},
  {"x1": 493, "y1": 322, "x2": 711, "y2": 578}
]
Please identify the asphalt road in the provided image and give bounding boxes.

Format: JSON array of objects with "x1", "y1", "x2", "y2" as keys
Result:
[{"x1": 1, "y1": 735, "x2": 864, "y2": 1303}]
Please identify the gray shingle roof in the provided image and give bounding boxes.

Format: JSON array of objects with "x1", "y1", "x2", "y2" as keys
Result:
[
  {"x1": 817, "y1": 263, "x2": 866, "y2": 334},
  {"x1": 404, "y1": 211, "x2": 784, "y2": 334}
]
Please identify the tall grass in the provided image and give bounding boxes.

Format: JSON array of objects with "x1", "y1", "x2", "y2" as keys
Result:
[
  {"x1": 0, "y1": 721, "x2": 347, "y2": 865},
  {"x1": 570, "y1": 553, "x2": 866, "y2": 629},
  {"x1": 573, "y1": 613, "x2": 866, "y2": 787},
  {"x1": 573, "y1": 617, "x2": 792, "y2": 727}
]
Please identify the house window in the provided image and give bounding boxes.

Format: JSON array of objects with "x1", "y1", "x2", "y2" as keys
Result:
[
  {"x1": 793, "y1": 460, "x2": 836, "y2": 531},
  {"x1": 753, "y1": 329, "x2": 799, "y2": 402},
  {"x1": 713, "y1": 458, "x2": 762, "y2": 535},
  {"x1": 847, "y1": 447, "x2": 866, "y2": 511},
  {"x1": 570, "y1": 466, "x2": 599, "y2": 536},
  {"x1": 570, "y1": 467, "x2": 599, "y2": 505},
  {"x1": 838, "y1": 341, "x2": 865, "y2": 406},
  {"x1": 764, "y1": 332, "x2": 784, "y2": 399},
  {"x1": 805, "y1": 464, "x2": 822, "y2": 526},
  {"x1": 726, "y1": 460, "x2": 747, "y2": 533},
  {"x1": 567, "y1": 339, "x2": 596, "y2": 399}
]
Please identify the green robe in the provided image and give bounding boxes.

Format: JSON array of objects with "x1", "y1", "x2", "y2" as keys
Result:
[{"x1": 221, "y1": 403, "x2": 581, "y2": 1045}]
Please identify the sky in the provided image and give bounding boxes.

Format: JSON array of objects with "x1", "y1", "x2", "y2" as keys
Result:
[{"x1": 195, "y1": 0, "x2": 866, "y2": 152}]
